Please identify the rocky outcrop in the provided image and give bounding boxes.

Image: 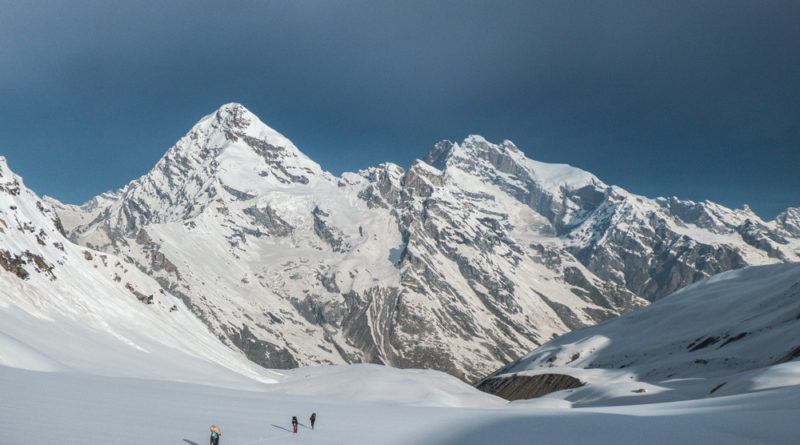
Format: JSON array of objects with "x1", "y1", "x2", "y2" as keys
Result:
[
  {"x1": 775, "y1": 208, "x2": 800, "y2": 237},
  {"x1": 475, "y1": 374, "x2": 584, "y2": 400}
]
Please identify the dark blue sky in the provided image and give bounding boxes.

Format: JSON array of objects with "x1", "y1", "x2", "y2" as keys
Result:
[{"x1": 1, "y1": 1, "x2": 797, "y2": 218}]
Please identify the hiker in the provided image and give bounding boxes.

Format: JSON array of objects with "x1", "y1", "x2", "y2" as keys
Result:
[
  {"x1": 210, "y1": 425, "x2": 221, "y2": 445},
  {"x1": 310, "y1": 412, "x2": 316, "y2": 429},
  {"x1": 292, "y1": 416, "x2": 298, "y2": 434}
]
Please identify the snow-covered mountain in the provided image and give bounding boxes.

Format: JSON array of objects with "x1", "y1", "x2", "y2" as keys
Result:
[
  {"x1": 48, "y1": 103, "x2": 800, "y2": 381},
  {"x1": 479, "y1": 262, "x2": 800, "y2": 405},
  {"x1": 0, "y1": 155, "x2": 274, "y2": 386}
]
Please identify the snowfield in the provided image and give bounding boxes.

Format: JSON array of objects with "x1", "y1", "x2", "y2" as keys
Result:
[
  {"x1": 2, "y1": 265, "x2": 800, "y2": 444},
  {"x1": 1, "y1": 363, "x2": 799, "y2": 444}
]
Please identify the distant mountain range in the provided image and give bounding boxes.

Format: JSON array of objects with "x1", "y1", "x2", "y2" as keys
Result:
[{"x1": 3, "y1": 103, "x2": 797, "y2": 382}]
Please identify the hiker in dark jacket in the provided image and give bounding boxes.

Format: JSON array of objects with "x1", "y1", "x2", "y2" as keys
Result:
[
  {"x1": 292, "y1": 416, "x2": 298, "y2": 434},
  {"x1": 210, "y1": 425, "x2": 221, "y2": 445},
  {"x1": 310, "y1": 412, "x2": 316, "y2": 429}
]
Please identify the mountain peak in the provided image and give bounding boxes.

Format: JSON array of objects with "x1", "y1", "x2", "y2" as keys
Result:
[
  {"x1": 207, "y1": 102, "x2": 256, "y2": 130},
  {"x1": 195, "y1": 103, "x2": 279, "y2": 140},
  {"x1": 164, "y1": 103, "x2": 322, "y2": 181},
  {"x1": 459, "y1": 135, "x2": 522, "y2": 156},
  {"x1": 421, "y1": 135, "x2": 501, "y2": 169},
  {"x1": 463, "y1": 134, "x2": 489, "y2": 145},
  {"x1": 421, "y1": 136, "x2": 601, "y2": 196},
  {"x1": 218, "y1": 102, "x2": 249, "y2": 113},
  {"x1": 180, "y1": 103, "x2": 285, "y2": 148},
  {"x1": 81, "y1": 103, "x2": 326, "y2": 226}
]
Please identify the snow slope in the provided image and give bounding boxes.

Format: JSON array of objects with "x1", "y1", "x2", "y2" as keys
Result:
[
  {"x1": 484, "y1": 262, "x2": 800, "y2": 407},
  {"x1": 2, "y1": 284, "x2": 798, "y2": 445},
  {"x1": 2, "y1": 354, "x2": 799, "y2": 444},
  {"x1": 0, "y1": 155, "x2": 274, "y2": 386}
]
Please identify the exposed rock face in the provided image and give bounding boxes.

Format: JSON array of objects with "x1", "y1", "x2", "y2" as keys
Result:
[
  {"x1": 48, "y1": 104, "x2": 800, "y2": 382},
  {"x1": 475, "y1": 374, "x2": 584, "y2": 400},
  {"x1": 775, "y1": 208, "x2": 800, "y2": 237}
]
